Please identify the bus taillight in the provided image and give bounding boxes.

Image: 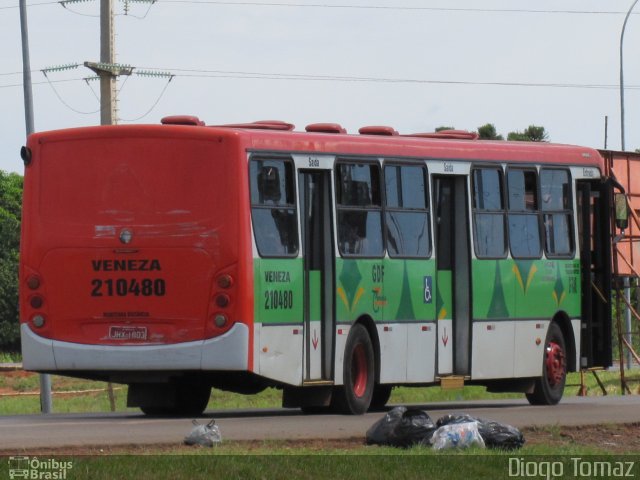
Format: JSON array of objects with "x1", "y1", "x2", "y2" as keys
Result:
[
  {"x1": 217, "y1": 274, "x2": 233, "y2": 289},
  {"x1": 213, "y1": 314, "x2": 228, "y2": 328},
  {"x1": 29, "y1": 295, "x2": 44, "y2": 309},
  {"x1": 215, "y1": 294, "x2": 230, "y2": 308},
  {"x1": 26, "y1": 275, "x2": 41, "y2": 290},
  {"x1": 31, "y1": 314, "x2": 45, "y2": 328}
]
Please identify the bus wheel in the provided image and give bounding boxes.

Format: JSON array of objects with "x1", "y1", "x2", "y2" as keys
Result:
[
  {"x1": 140, "y1": 382, "x2": 211, "y2": 416},
  {"x1": 333, "y1": 324, "x2": 374, "y2": 414},
  {"x1": 370, "y1": 384, "x2": 392, "y2": 410},
  {"x1": 526, "y1": 322, "x2": 567, "y2": 405}
]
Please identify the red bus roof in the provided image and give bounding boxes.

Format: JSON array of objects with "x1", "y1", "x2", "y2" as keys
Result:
[{"x1": 28, "y1": 120, "x2": 605, "y2": 172}]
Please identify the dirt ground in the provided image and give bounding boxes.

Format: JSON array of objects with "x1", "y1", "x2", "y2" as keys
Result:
[{"x1": 2, "y1": 423, "x2": 639, "y2": 456}]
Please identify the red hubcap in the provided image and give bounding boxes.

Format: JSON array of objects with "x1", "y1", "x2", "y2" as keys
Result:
[
  {"x1": 545, "y1": 341, "x2": 566, "y2": 387},
  {"x1": 352, "y1": 344, "x2": 368, "y2": 398}
]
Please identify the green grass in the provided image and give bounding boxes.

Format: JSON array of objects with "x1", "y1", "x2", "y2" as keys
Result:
[
  {"x1": 0, "y1": 351, "x2": 20, "y2": 363},
  {"x1": 1, "y1": 441, "x2": 636, "y2": 480}
]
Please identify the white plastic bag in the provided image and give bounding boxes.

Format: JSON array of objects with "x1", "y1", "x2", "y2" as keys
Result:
[
  {"x1": 184, "y1": 419, "x2": 222, "y2": 447},
  {"x1": 431, "y1": 421, "x2": 485, "y2": 451}
]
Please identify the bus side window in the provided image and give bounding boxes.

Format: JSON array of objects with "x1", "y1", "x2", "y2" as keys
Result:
[
  {"x1": 540, "y1": 169, "x2": 574, "y2": 257},
  {"x1": 336, "y1": 162, "x2": 383, "y2": 257},
  {"x1": 472, "y1": 167, "x2": 507, "y2": 258},
  {"x1": 507, "y1": 169, "x2": 542, "y2": 259},
  {"x1": 384, "y1": 164, "x2": 431, "y2": 258},
  {"x1": 250, "y1": 158, "x2": 298, "y2": 257}
]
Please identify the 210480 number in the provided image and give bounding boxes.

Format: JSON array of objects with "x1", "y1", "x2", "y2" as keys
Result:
[
  {"x1": 91, "y1": 278, "x2": 166, "y2": 297},
  {"x1": 264, "y1": 290, "x2": 293, "y2": 309}
]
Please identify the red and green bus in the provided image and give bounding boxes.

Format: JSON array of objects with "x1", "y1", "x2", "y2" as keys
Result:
[{"x1": 19, "y1": 116, "x2": 613, "y2": 415}]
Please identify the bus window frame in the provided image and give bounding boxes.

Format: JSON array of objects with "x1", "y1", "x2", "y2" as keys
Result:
[
  {"x1": 249, "y1": 154, "x2": 300, "y2": 259},
  {"x1": 382, "y1": 160, "x2": 432, "y2": 259},
  {"x1": 334, "y1": 158, "x2": 385, "y2": 259},
  {"x1": 505, "y1": 166, "x2": 543, "y2": 260},
  {"x1": 471, "y1": 165, "x2": 508, "y2": 260},
  {"x1": 539, "y1": 167, "x2": 575, "y2": 259}
]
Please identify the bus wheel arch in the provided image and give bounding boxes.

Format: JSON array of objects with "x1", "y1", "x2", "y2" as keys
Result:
[
  {"x1": 526, "y1": 316, "x2": 570, "y2": 406},
  {"x1": 552, "y1": 312, "x2": 576, "y2": 372}
]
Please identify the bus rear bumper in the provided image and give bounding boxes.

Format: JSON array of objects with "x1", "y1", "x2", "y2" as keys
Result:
[{"x1": 20, "y1": 323, "x2": 249, "y2": 371}]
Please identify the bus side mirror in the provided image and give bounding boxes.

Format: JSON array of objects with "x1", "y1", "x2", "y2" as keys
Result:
[{"x1": 615, "y1": 193, "x2": 629, "y2": 230}]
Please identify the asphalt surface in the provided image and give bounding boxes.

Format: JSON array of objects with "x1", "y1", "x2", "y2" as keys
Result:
[{"x1": 2, "y1": 395, "x2": 640, "y2": 450}]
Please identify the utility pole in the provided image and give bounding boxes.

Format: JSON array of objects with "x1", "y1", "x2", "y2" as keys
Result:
[
  {"x1": 84, "y1": 0, "x2": 132, "y2": 125},
  {"x1": 20, "y1": 0, "x2": 53, "y2": 414},
  {"x1": 99, "y1": 0, "x2": 116, "y2": 125}
]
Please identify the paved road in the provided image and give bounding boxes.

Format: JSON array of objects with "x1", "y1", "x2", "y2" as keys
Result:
[{"x1": 2, "y1": 395, "x2": 640, "y2": 450}]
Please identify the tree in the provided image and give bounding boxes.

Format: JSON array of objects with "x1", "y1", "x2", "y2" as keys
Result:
[
  {"x1": 477, "y1": 123, "x2": 504, "y2": 140},
  {"x1": 435, "y1": 126, "x2": 455, "y2": 132},
  {"x1": 507, "y1": 125, "x2": 549, "y2": 142},
  {"x1": 0, "y1": 171, "x2": 23, "y2": 352}
]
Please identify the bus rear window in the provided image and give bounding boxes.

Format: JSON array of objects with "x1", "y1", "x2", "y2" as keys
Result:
[{"x1": 249, "y1": 158, "x2": 298, "y2": 257}]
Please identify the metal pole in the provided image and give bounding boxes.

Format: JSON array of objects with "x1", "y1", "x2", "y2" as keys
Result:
[
  {"x1": 620, "y1": 0, "x2": 639, "y2": 151},
  {"x1": 20, "y1": 0, "x2": 52, "y2": 414},
  {"x1": 605, "y1": 115, "x2": 609, "y2": 149},
  {"x1": 19, "y1": 0, "x2": 34, "y2": 135},
  {"x1": 624, "y1": 277, "x2": 633, "y2": 369}
]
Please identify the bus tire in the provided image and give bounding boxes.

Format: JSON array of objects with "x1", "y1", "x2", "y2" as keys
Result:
[
  {"x1": 526, "y1": 322, "x2": 567, "y2": 405},
  {"x1": 370, "y1": 384, "x2": 392, "y2": 410},
  {"x1": 332, "y1": 324, "x2": 374, "y2": 414},
  {"x1": 140, "y1": 382, "x2": 211, "y2": 416}
]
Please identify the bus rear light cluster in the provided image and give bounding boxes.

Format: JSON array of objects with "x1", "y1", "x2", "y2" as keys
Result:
[
  {"x1": 24, "y1": 273, "x2": 47, "y2": 329},
  {"x1": 210, "y1": 271, "x2": 235, "y2": 333}
]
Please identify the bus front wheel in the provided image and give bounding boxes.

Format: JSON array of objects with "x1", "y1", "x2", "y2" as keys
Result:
[
  {"x1": 526, "y1": 322, "x2": 567, "y2": 405},
  {"x1": 332, "y1": 324, "x2": 375, "y2": 415}
]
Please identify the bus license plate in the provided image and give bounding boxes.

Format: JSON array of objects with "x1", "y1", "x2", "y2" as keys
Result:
[{"x1": 109, "y1": 326, "x2": 147, "y2": 341}]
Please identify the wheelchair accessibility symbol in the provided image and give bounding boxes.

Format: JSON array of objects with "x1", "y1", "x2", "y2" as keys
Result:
[{"x1": 424, "y1": 276, "x2": 432, "y2": 304}]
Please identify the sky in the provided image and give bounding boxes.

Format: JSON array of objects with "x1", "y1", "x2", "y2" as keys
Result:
[{"x1": 1, "y1": 0, "x2": 639, "y2": 174}]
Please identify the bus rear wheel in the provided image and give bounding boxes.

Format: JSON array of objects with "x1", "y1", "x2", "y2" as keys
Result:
[
  {"x1": 140, "y1": 382, "x2": 211, "y2": 416},
  {"x1": 332, "y1": 324, "x2": 374, "y2": 415},
  {"x1": 526, "y1": 322, "x2": 567, "y2": 405}
]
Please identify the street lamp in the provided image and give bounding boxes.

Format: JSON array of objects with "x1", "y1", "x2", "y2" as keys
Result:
[{"x1": 620, "y1": 0, "x2": 639, "y2": 151}]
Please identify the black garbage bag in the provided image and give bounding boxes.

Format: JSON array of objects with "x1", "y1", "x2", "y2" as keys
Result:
[
  {"x1": 366, "y1": 406, "x2": 436, "y2": 448},
  {"x1": 436, "y1": 414, "x2": 525, "y2": 450}
]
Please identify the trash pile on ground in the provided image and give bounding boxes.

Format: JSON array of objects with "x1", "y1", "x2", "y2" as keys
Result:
[
  {"x1": 365, "y1": 406, "x2": 525, "y2": 451},
  {"x1": 184, "y1": 419, "x2": 222, "y2": 447}
]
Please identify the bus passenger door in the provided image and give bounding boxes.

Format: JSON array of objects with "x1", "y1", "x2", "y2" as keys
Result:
[
  {"x1": 433, "y1": 176, "x2": 472, "y2": 377},
  {"x1": 577, "y1": 180, "x2": 612, "y2": 368},
  {"x1": 299, "y1": 171, "x2": 335, "y2": 382}
]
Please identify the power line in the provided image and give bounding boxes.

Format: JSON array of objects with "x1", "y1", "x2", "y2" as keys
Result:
[
  {"x1": 0, "y1": 1, "x2": 57, "y2": 9},
  {"x1": 1, "y1": 0, "x2": 639, "y2": 14},
  {"x1": 156, "y1": 1, "x2": 640, "y2": 15},
  {"x1": 41, "y1": 71, "x2": 101, "y2": 114},
  {"x1": 3, "y1": 69, "x2": 640, "y2": 91}
]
